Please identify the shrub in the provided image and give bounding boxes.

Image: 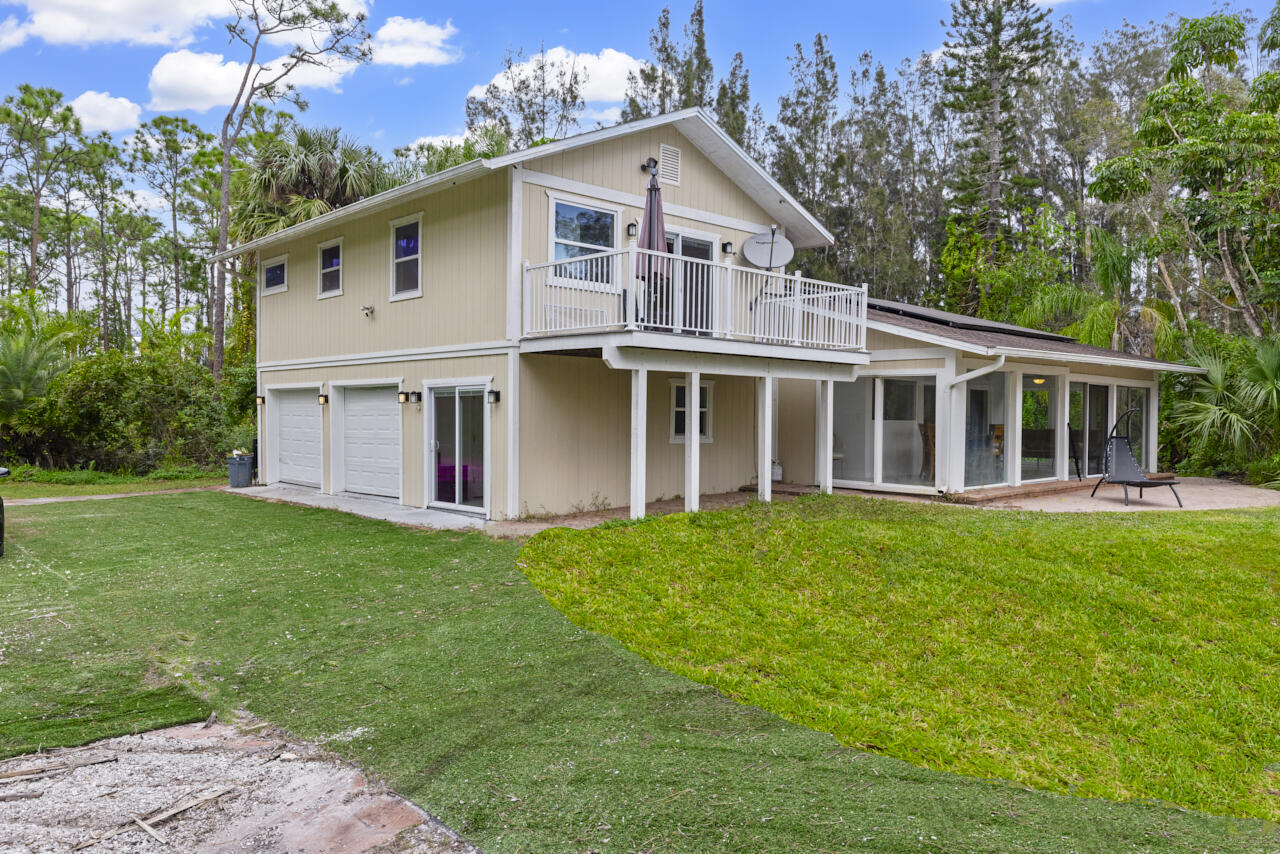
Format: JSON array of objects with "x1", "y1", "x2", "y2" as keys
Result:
[{"x1": 5, "y1": 350, "x2": 232, "y2": 473}]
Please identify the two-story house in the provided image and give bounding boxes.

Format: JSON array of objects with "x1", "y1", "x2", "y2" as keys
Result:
[{"x1": 215, "y1": 108, "x2": 1196, "y2": 522}]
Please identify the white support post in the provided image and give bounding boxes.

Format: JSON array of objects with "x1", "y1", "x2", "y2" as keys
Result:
[
  {"x1": 630, "y1": 368, "x2": 648, "y2": 519},
  {"x1": 685, "y1": 370, "x2": 701, "y2": 513},
  {"x1": 757, "y1": 376, "x2": 773, "y2": 502},
  {"x1": 818, "y1": 379, "x2": 834, "y2": 494}
]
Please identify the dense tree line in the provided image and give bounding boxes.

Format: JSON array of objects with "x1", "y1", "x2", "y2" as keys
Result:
[{"x1": 2, "y1": 0, "x2": 1279, "y2": 482}]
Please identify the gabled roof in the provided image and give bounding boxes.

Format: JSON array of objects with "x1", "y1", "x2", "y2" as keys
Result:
[
  {"x1": 210, "y1": 108, "x2": 831, "y2": 264},
  {"x1": 867, "y1": 298, "x2": 1204, "y2": 373}
]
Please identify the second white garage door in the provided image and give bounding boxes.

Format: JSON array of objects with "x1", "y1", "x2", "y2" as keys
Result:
[{"x1": 342, "y1": 386, "x2": 401, "y2": 498}]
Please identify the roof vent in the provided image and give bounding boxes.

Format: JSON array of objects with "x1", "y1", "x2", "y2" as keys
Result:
[{"x1": 658, "y1": 144, "x2": 681, "y2": 186}]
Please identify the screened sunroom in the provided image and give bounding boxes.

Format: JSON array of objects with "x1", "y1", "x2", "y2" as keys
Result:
[{"x1": 782, "y1": 300, "x2": 1202, "y2": 498}]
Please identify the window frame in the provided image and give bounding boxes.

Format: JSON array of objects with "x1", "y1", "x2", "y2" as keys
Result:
[
  {"x1": 388, "y1": 212, "x2": 423, "y2": 302},
  {"x1": 669, "y1": 378, "x2": 713, "y2": 444},
  {"x1": 260, "y1": 253, "x2": 288, "y2": 296},
  {"x1": 547, "y1": 192, "x2": 620, "y2": 279},
  {"x1": 316, "y1": 237, "x2": 343, "y2": 299}
]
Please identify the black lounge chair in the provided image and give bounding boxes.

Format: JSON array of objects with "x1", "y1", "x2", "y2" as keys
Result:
[{"x1": 1089, "y1": 408, "x2": 1182, "y2": 507}]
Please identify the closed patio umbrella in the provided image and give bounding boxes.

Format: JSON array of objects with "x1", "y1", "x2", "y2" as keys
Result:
[{"x1": 634, "y1": 165, "x2": 671, "y2": 325}]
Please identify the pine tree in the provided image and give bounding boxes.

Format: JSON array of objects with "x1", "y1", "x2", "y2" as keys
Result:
[
  {"x1": 942, "y1": 0, "x2": 1053, "y2": 241},
  {"x1": 621, "y1": 1, "x2": 715, "y2": 121}
]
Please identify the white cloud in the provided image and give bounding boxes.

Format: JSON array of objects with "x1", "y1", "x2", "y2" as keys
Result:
[
  {"x1": 371, "y1": 16, "x2": 460, "y2": 67},
  {"x1": 0, "y1": 15, "x2": 29, "y2": 50},
  {"x1": 146, "y1": 49, "x2": 358, "y2": 112},
  {"x1": 405, "y1": 132, "x2": 465, "y2": 149},
  {"x1": 0, "y1": 0, "x2": 223, "y2": 50},
  {"x1": 582, "y1": 106, "x2": 622, "y2": 124},
  {"x1": 468, "y1": 46, "x2": 644, "y2": 104},
  {"x1": 69, "y1": 90, "x2": 143, "y2": 132}
]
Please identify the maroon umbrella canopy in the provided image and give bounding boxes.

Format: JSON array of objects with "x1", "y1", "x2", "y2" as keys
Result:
[{"x1": 635, "y1": 171, "x2": 671, "y2": 279}]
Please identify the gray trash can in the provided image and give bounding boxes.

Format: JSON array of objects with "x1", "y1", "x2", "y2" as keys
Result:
[{"x1": 229, "y1": 454, "x2": 254, "y2": 488}]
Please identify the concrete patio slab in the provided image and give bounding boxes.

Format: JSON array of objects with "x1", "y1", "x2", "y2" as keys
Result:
[
  {"x1": 228, "y1": 485, "x2": 484, "y2": 530},
  {"x1": 987, "y1": 476, "x2": 1280, "y2": 513}
]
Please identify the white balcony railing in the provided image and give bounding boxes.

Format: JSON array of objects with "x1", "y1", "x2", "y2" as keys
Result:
[{"x1": 523, "y1": 247, "x2": 866, "y2": 351}]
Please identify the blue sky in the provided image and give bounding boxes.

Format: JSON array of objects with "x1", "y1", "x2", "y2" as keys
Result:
[{"x1": 0, "y1": 0, "x2": 1232, "y2": 154}]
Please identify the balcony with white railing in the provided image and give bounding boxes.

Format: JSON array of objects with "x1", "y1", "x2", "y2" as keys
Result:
[{"x1": 522, "y1": 247, "x2": 866, "y2": 352}]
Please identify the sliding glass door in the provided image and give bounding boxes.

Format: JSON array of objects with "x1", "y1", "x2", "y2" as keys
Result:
[
  {"x1": 832, "y1": 376, "x2": 936, "y2": 487},
  {"x1": 1086, "y1": 384, "x2": 1110, "y2": 475},
  {"x1": 1118, "y1": 386, "x2": 1149, "y2": 470},
  {"x1": 1020, "y1": 375, "x2": 1059, "y2": 481},
  {"x1": 431, "y1": 387, "x2": 485, "y2": 510}
]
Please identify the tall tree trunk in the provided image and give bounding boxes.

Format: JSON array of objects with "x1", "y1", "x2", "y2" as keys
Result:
[
  {"x1": 1217, "y1": 228, "x2": 1264, "y2": 336},
  {"x1": 27, "y1": 187, "x2": 42, "y2": 292},
  {"x1": 212, "y1": 144, "x2": 232, "y2": 380}
]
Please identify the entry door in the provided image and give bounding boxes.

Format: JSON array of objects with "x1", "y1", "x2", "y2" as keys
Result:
[
  {"x1": 431, "y1": 387, "x2": 485, "y2": 511},
  {"x1": 666, "y1": 233, "x2": 714, "y2": 334},
  {"x1": 275, "y1": 389, "x2": 322, "y2": 487},
  {"x1": 342, "y1": 386, "x2": 401, "y2": 498},
  {"x1": 1086, "y1": 384, "x2": 1110, "y2": 476}
]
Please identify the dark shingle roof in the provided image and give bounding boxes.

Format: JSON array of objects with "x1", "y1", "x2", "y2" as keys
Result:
[{"x1": 865, "y1": 300, "x2": 1200, "y2": 373}]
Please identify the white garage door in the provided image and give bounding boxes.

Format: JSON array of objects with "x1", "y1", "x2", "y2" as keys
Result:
[
  {"x1": 342, "y1": 386, "x2": 401, "y2": 498},
  {"x1": 275, "y1": 389, "x2": 322, "y2": 487}
]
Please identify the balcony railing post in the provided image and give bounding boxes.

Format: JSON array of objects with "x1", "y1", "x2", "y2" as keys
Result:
[
  {"x1": 522, "y1": 260, "x2": 532, "y2": 337},
  {"x1": 625, "y1": 247, "x2": 639, "y2": 330},
  {"x1": 790, "y1": 270, "x2": 803, "y2": 345}
]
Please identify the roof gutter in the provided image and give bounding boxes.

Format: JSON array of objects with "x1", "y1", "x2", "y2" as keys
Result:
[{"x1": 947, "y1": 354, "x2": 1005, "y2": 388}]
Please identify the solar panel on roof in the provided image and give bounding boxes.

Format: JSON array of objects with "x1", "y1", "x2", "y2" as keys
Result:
[{"x1": 867, "y1": 298, "x2": 1075, "y2": 343}]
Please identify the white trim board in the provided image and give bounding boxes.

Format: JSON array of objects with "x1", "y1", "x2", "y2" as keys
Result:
[
  {"x1": 258, "y1": 342, "x2": 515, "y2": 372},
  {"x1": 523, "y1": 330, "x2": 867, "y2": 366}
]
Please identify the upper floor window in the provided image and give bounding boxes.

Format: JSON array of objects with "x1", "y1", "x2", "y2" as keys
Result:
[
  {"x1": 318, "y1": 238, "x2": 342, "y2": 298},
  {"x1": 554, "y1": 200, "x2": 615, "y2": 261},
  {"x1": 261, "y1": 254, "x2": 287, "y2": 295},
  {"x1": 671, "y1": 380, "x2": 712, "y2": 443},
  {"x1": 390, "y1": 214, "x2": 422, "y2": 299}
]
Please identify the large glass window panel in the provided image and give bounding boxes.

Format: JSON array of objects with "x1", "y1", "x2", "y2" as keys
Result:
[
  {"x1": 1087, "y1": 385, "x2": 1109, "y2": 475},
  {"x1": 881, "y1": 378, "x2": 936, "y2": 486},
  {"x1": 433, "y1": 390, "x2": 456, "y2": 504},
  {"x1": 555, "y1": 202, "x2": 614, "y2": 248},
  {"x1": 393, "y1": 221, "x2": 420, "y2": 295},
  {"x1": 833, "y1": 380, "x2": 873, "y2": 482},
  {"x1": 1068, "y1": 382, "x2": 1085, "y2": 478},
  {"x1": 1021, "y1": 375, "x2": 1058, "y2": 481},
  {"x1": 1119, "y1": 386, "x2": 1148, "y2": 469},
  {"x1": 965, "y1": 372, "x2": 1008, "y2": 488},
  {"x1": 459, "y1": 389, "x2": 485, "y2": 507},
  {"x1": 320, "y1": 244, "x2": 341, "y2": 293}
]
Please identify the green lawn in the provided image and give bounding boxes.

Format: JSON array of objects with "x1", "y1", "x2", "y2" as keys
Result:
[
  {"x1": 1, "y1": 465, "x2": 222, "y2": 499},
  {"x1": 2, "y1": 493, "x2": 1276, "y2": 852},
  {"x1": 521, "y1": 494, "x2": 1280, "y2": 825}
]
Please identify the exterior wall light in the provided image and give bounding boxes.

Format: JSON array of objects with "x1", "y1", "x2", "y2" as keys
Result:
[
  {"x1": 398, "y1": 390, "x2": 410, "y2": 404},
  {"x1": 626, "y1": 222, "x2": 638, "y2": 238},
  {"x1": 641, "y1": 156, "x2": 658, "y2": 174},
  {"x1": 487, "y1": 389, "x2": 501, "y2": 405},
  {"x1": 255, "y1": 395, "x2": 266, "y2": 406},
  {"x1": 398, "y1": 391, "x2": 422, "y2": 404},
  {"x1": 721, "y1": 241, "x2": 735, "y2": 256},
  {"x1": 1032, "y1": 377, "x2": 1046, "y2": 385},
  {"x1": 317, "y1": 393, "x2": 329, "y2": 405}
]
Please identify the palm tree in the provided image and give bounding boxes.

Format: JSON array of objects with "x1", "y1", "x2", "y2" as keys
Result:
[
  {"x1": 232, "y1": 125, "x2": 399, "y2": 242},
  {"x1": 1171, "y1": 335, "x2": 1280, "y2": 461},
  {"x1": 1241, "y1": 336, "x2": 1280, "y2": 446},
  {"x1": 390, "y1": 125, "x2": 510, "y2": 182},
  {"x1": 1017, "y1": 227, "x2": 1176, "y2": 357}
]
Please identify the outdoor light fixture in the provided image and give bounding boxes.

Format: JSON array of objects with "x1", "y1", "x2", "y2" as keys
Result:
[
  {"x1": 398, "y1": 390, "x2": 410, "y2": 404},
  {"x1": 1032, "y1": 377, "x2": 1046, "y2": 385},
  {"x1": 398, "y1": 391, "x2": 422, "y2": 405},
  {"x1": 626, "y1": 222, "x2": 638, "y2": 238},
  {"x1": 721, "y1": 241, "x2": 735, "y2": 255},
  {"x1": 641, "y1": 156, "x2": 658, "y2": 174},
  {"x1": 317, "y1": 393, "x2": 329, "y2": 405},
  {"x1": 487, "y1": 389, "x2": 501, "y2": 405},
  {"x1": 255, "y1": 395, "x2": 265, "y2": 406}
]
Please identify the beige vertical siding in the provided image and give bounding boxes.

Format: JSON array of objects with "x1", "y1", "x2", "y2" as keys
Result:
[
  {"x1": 777, "y1": 378, "x2": 817, "y2": 486},
  {"x1": 257, "y1": 172, "x2": 509, "y2": 365},
  {"x1": 258, "y1": 353, "x2": 511, "y2": 516},
  {"x1": 525, "y1": 126, "x2": 773, "y2": 226},
  {"x1": 517, "y1": 355, "x2": 759, "y2": 516}
]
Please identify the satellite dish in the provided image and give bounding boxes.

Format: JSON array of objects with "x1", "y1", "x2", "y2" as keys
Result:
[{"x1": 742, "y1": 229, "x2": 794, "y2": 270}]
